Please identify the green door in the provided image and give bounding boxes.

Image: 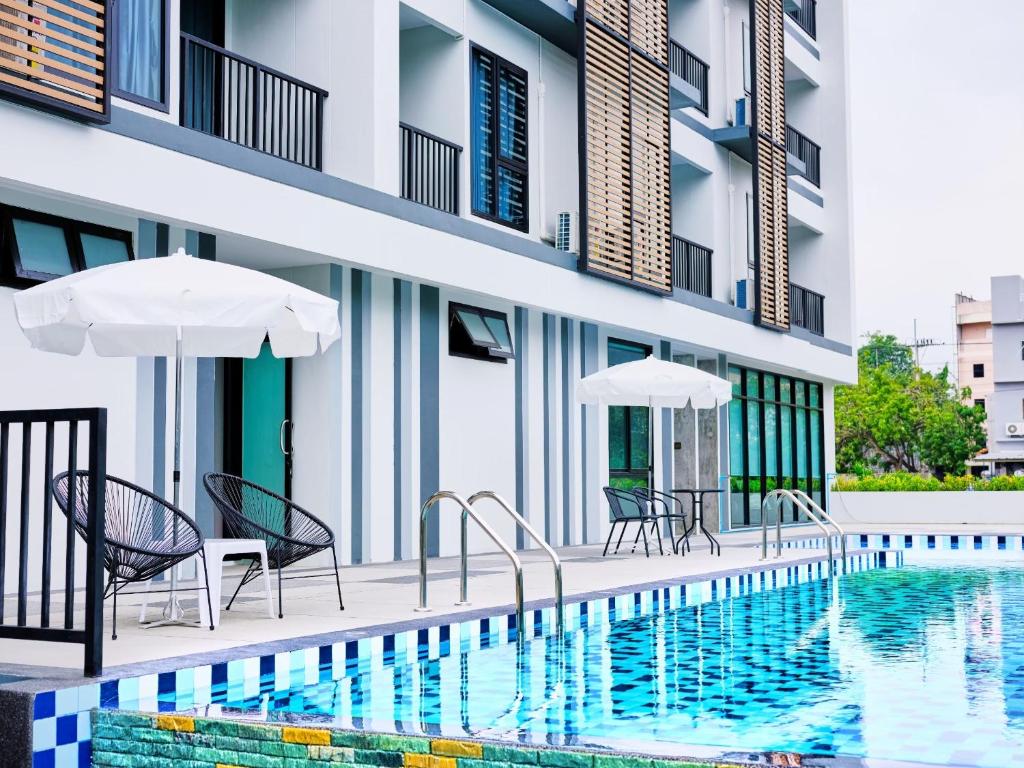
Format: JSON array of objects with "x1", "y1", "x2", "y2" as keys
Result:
[{"x1": 241, "y1": 345, "x2": 289, "y2": 497}]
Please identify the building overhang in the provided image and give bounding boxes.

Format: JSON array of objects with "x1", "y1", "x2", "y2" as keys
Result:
[{"x1": 478, "y1": 0, "x2": 577, "y2": 56}]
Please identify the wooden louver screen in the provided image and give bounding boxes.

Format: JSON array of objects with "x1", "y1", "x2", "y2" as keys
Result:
[
  {"x1": 750, "y1": 0, "x2": 789, "y2": 330},
  {"x1": 0, "y1": 0, "x2": 109, "y2": 121},
  {"x1": 579, "y1": 0, "x2": 672, "y2": 293}
]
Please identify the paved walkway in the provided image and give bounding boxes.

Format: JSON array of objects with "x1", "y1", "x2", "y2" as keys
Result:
[{"x1": 2, "y1": 520, "x2": 1020, "y2": 678}]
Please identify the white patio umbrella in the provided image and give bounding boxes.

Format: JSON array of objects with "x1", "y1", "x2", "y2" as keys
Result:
[
  {"x1": 576, "y1": 355, "x2": 732, "y2": 491},
  {"x1": 13, "y1": 247, "x2": 341, "y2": 624}
]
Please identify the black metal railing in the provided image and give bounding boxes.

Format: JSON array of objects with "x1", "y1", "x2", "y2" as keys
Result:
[
  {"x1": 786, "y1": 125, "x2": 821, "y2": 187},
  {"x1": 787, "y1": 0, "x2": 817, "y2": 39},
  {"x1": 399, "y1": 124, "x2": 462, "y2": 216},
  {"x1": 180, "y1": 34, "x2": 328, "y2": 170},
  {"x1": 669, "y1": 40, "x2": 709, "y2": 115},
  {"x1": 0, "y1": 408, "x2": 106, "y2": 676},
  {"x1": 791, "y1": 283, "x2": 825, "y2": 335},
  {"x1": 672, "y1": 236, "x2": 713, "y2": 297}
]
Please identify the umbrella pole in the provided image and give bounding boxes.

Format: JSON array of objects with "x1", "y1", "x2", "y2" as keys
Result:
[{"x1": 144, "y1": 333, "x2": 187, "y2": 626}]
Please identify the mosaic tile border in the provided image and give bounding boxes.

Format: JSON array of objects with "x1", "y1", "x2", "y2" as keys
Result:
[
  {"x1": 782, "y1": 533, "x2": 1024, "y2": 553},
  {"x1": 90, "y1": 710, "x2": 756, "y2": 768},
  {"x1": 31, "y1": 551, "x2": 893, "y2": 768}
]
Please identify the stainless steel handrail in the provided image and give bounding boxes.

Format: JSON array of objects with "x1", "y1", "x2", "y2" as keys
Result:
[
  {"x1": 417, "y1": 491, "x2": 525, "y2": 631},
  {"x1": 761, "y1": 489, "x2": 834, "y2": 565},
  {"x1": 790, "y1": 488, "x2": 846, "y2": 562},
  {"x1": 468, "y1": 491, "x2": 564, "y2": 632}
]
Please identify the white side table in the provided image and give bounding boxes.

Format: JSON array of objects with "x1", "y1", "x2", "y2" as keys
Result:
[{"x1": 140, "y1": 538, "x2": 275, "y2": 628}]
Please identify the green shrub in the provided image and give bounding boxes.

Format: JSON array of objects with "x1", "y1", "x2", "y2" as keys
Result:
[{"x1": 833, "y1": 472, "x2": 1024, "y2": 492}]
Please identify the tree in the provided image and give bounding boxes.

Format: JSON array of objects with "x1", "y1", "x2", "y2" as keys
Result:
[{"x1": 836, "y1": 333, "x2": 986, "y2": 478}]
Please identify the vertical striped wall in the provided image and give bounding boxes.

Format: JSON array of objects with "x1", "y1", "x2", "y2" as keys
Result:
[
  {"x1": 579, "y1": 322, "x2": 599, "y2": 544},
  {"x1": 394, "y1": 279, "x2": 413, "y2": 560},
  {"x1": 351, "y1": 269, "x2": 372, "y2": 564},
  {"x1": 514, "y1": 306, "x2": 530, "y2": 550},
  {"x1": 419, "y1": 285, "x2": 440, "y2": 558}
]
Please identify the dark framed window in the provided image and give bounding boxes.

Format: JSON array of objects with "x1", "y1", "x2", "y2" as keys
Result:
[
  {"x1": 448, "y1": 302, "x2": 514, "y2": 363},
  {"x1": 608, "y1": 339, "x2": 652, "y2": 490},
  {"x1": 111, "y1": 0, "x2": 170, "y2": 111},
  {"x1": 727, "y1": 364, "x2": 825, "y2": 529},
  {"x1": 0, "y1": 205, "x2": 134, "y2": 287},
  {"x1": 470, "y1": 45, "x2": 528, "y2": 232},
  {"x1": 973, "y1": 363, "x2": 985, "y2": 378}
]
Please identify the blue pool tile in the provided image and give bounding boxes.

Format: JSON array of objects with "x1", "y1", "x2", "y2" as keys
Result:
[
  {"x1": 951, "y1": 535, "x2": 959, "y2": 550},
  {"x1": 32, "y1": 749, "x2": 55, "y2": 768},
  {"x1": 882, "y1": 534, "x2": 890, "y2": 548},
  {"x1": 55, "y1": 714, "x2": 77, "y2": 746},
  {"x1": 928, "y1": 535, "x2": 936, "y2": 549},
  {"x1": 904, "y1": 535, "x2": 913, "y2": 548},
  {"x1": 33, "y1": 691, "x2": 55, "y2": 721},
  {"x1": 1000, "y1": 536, "x2": 1008, "y2": 550},
  {"x1": 975, "y1": 535, "x2": 983, "y2": 550}
]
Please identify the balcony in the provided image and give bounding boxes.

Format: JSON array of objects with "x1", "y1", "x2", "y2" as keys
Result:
[
  {"x1": 791, "y1": 283, "x2": 824, "y2": 335},
  {"x1": 786, "y1": 0, "x2": 817, "y2": 40},
  {"x1": 399, "y1": 123, "x2": 462, "y2": 216},
  {"x1": 786, "y1": 125, "x2": 820, "y2": 187},
  {"x1": 0, "y1": 0, "x2": 109, "y2": 122},
  {"x1": 669, "y1": 40, "x2": 709, "y2": 115},
  {"x1": 180, "y1": 34, "x2": 328, "y2": 170},
  {"x1": 672, "y1": 236, "x2": 712, "y2": 297}
]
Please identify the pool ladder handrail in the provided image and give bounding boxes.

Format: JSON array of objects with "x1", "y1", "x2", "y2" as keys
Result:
[
  {"x1": 468, "y1": 490, "x2": 564, "y2": 632},
  {"x1": 417, "y1": 491, "x2": 524, "y2": 631},
  {"x1": 761, "y1": 489, "x2": 840, "y2": 566},
  {"x1": 789, "y1": 488, "x2": 847, "y2": 563}
]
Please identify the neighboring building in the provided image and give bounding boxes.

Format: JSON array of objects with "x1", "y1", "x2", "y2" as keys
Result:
[
  {"x1": 0, "y1": 0, "x2": 854, "y2": 576},
  {"x1": 978, "y1": 276, "x2": 1024, "y2": 475},
  {"x1": 956, "y1": 293, "x2": 993, "y2": 413}
]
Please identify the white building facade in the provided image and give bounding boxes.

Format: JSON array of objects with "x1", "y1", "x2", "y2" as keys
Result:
[{"x1": 0, "y1": 0, "x2": 855, "y2": 576}]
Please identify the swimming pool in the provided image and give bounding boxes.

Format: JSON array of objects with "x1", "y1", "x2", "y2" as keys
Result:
[{"x1": 84, "y1": 550, "x2": 1024, "y2": 767}]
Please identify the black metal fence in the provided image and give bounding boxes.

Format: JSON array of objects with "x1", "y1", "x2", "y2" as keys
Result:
[
  {"x1": 787, "y1": 0, "x2": 817, "y2": 39},
  {"x1": 672, "y1": 236, "x2": 713, "y2": 297},
  {"x1": 669, "y1": 40, "x2": 709, "y2": 115},
  {"x1": 786, "y1": 125, "x2": 821, "y2": 187},
  {"x1": 400, "y1": 123, "x2": 462, "y2": 216},
  {"x1": 791, "y1": 283, "x2": 825, "y2": 335},
  {"x1": 0, "y1": 409, "x2": 106, "y2": 676},
  {"x1": 180, "y1": 34, "x2": 328, "y2": 170}
]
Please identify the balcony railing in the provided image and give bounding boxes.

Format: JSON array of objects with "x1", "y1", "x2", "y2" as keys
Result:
[
  {"x1": 669, "y1": 40, "x2": 709, "y2": 115},
  {"x1": 786, "y1": 0, "x2": 817, "y2": 39},
  {"x1": 399, "y1": 123, "x2": 462, "y2": 216},
  {"x1": 672, "y1": 236, "x2": 712, "y2": 297},
  {"x1": 180, "y1": 34, "x2": 328, "y2": 170},
  {"x1": 786, "y1": 125, "x2": 821, "y2": 187},
  {"x1": 791, "y1": 283, "x2": 824, "y2": 335}
]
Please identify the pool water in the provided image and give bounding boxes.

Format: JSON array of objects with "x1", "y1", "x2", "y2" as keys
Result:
[{"x1": 196, "y1": 559, "x2": 1024, "y2": 767}]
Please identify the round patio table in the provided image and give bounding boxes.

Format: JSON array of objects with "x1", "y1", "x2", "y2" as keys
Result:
[{"x1": 670, "y1": 488, "x2": 722, "y2": 556}]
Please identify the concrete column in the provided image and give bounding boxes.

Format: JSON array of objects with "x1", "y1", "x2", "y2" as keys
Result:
[
  {"x1": 697, "y1": 357, "x2": 721, "y2": 533},
  {"x1": 326, "y1": 0, "x2": 400, "y2": 192}
]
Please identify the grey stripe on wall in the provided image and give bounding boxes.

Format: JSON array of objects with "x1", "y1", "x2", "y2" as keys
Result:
[
  {"x1": 514, "y1": 306, "x2": 529, "y2": 550},
  {"x1": 660, "y1": 340, "x2": 673, "y2": 495},
  {"x1": 420, "y1": 285, "x2": 440, "y2": 557},
  {"x1": 188, "y1": 230, "x2": 216, "y2": 536},
  {"x1": 351, "y1": 269, "x2": 371, "y2": 563},
  {"x1": 138, "y1": 220, "x2": 168, "y2": 500},
  {"x1": 560, "y1": 318, "x2": 573, "y2": 546},
  {"x1": 394, "y1": 279, "x2": 413, "y2": 560},
  {"x1": 542, "y1": 313, "x2": 557, "y2": 544},
  {"x1": 328, "y1": 265, "x2": 344, "y2": 552},
  {"x1": 579, "y1": 322, "x2": 599, "y2": 543}
]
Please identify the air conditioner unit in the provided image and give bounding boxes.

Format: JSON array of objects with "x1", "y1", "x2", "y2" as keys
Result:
[
  {"x1": 734, "y1": 278, "x2": 754, "y2": 310},
  {"x1": 556, "y1": 211, "x2": 579, "y2": 253},
  {"x1": 1006, "y1": 422, "x2": 1024, "y2": 438}
]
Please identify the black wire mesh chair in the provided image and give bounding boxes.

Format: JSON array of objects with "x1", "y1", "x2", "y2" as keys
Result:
[
  {"x1": 203, "y1": 472, "x2": 344, "y2": 619},
  {"x1": 632, "y1": 488, "x2": 692, "y2": 555},
  {"x1": 51, "y1": 471, "x2": 213, "y2": 640},
  {"x1": 602, "y1": 486, "x2": 663, "y2": 557}
]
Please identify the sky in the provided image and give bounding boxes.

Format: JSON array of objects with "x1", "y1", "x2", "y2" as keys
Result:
[{"x1": 846, "y1": 0, "x2": 1024, "y2": 378}]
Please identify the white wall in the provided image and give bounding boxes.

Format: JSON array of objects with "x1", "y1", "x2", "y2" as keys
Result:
[{"x1": 832, "y1": 492, "x2": 1024, "y2": 527}]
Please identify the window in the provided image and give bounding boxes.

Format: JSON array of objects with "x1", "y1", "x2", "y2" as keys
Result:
[
  {"x1": 608, "y1": 339, "x2": 652, "y2": 490},
  {"x1": 448, "y1": 302, "x2": 514, "y2": 363},
  {"x1": 470, "y1": 46, "x2": 528, "y2": 231},
  {"x1": 973, "y1": 363, "x2": 985, "y2": 378},
  {"x1": 112, "y1": 0, "x2": 168, "y2": 110},
  {"x1": 727, "y1": 365, "x2": 826, "y2": 529},
  {"x1": 974, "y1": 399, "x2": 985, "y2": 412},
  {"x1": 1, "y1": 205, "x2": 134, "y2": 287}
]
